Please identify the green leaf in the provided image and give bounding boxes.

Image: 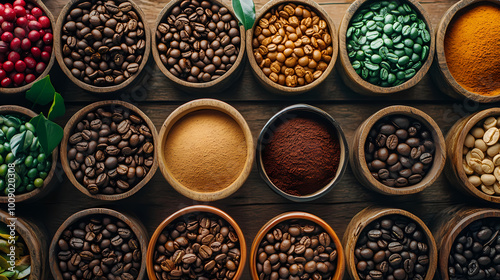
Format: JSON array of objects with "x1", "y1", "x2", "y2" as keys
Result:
[
  {"x1": 47, "y1": 92, "x2": 65, "y2": 121},
  {"x1": 29, "y1": 114, "x2": 63, "y2": 155},
  {"x1": 10, "y1": 130, "x2": 33, "y2": 157},
  {"x1": 25, "y1": 75, "x2": 55, "y2": 106},
  {"x1": 232, "y1": 0, "x2": 256, "y2": 30}
]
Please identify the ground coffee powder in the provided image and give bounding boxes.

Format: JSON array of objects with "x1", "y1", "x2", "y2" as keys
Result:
[{"x1": 262, "y1": 116, "x2": 340, "y2": 196}]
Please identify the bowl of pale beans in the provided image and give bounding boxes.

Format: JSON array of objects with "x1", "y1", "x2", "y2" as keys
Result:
[
  {"x1": 246, "y1": 0, "x2": 338, "y2": 95},
  {"x1": 445, "y1": 108, "x2": 500, "y2": 203}
]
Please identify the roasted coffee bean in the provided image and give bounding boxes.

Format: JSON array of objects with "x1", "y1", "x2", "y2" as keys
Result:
[
  {"x1": 61, "y1": 0, "x2": 146, "y2": 86},
  {"x1": 67, "y1": 106, "x2": 154, "y2": 195},
  {"x1": 365, "y1": 115, "x2": 436, "y2": 188},
  {"x1": 154, "y1": 213, "x2": 241, "y2": 279},
  {"x1": 157, "y1": 0, "x2": 240, "y2": 83},
  {"x1": 355, "y1": 215, "x2": 430, "y2": 280}
]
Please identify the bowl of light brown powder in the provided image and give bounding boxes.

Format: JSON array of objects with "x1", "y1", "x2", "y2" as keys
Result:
[{"x1": 158, "y1": 99, "x2": 255, "y2": 201}]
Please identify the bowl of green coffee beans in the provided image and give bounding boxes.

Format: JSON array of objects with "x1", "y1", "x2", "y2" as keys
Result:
[
  {"x1": 0, "y1": 105, "x2": 58, "y2": 203},
  {"x1": 338, "y1": 0, "x2": 435, "y2": 95}
]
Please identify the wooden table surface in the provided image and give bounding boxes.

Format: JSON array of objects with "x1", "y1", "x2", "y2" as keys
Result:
[{"x1": 2, "y1": 0, "x2": 496, "y2": 279}]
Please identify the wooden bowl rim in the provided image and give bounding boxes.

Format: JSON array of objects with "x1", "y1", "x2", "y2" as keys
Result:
[
  {"x1": 0, "y1": 209, "x2": 44, "y2": 280},
  {"x1": 60, "y1": 100, "x2": 159, "y2": 201},
  {"x1": 245, "y1": 0, "x2": 339, "y2": 95},
  {"x1": 338, "y1": 0, "x2": 435, "y2": 95},
  {"x1": 1, "y1": 0, "x2": 56, "y2": 95},
  {"x1": 249, "y1": 211, "x2": 345, "y2": 280},
  {"x1": 49, "y1": 207, "x2": 148, "y2": 280},
  {"x1": 451, "y1": 108, "x2": 500, "y2": 203},
  {"x1": 437, "y1": 208, "x2": 500, "y2": 279},
  {"x1": 435, "y1": 0, "x2": 500, "y2": 103},
  {"x1": 146, "y1": 205, "x2": 247, "y2": 280},
  {"x1": 354, "y1": 105, "x2": 446, "y2": 195},
  {"x1": 255, "y1": 104, "x2": 349, "y2": 202},
  {"x1": 0, "y1": 105, "x2": 58, "y2": 203},
  {"x1": 158, "y1": 98, "x2": 255, "y2": 201},
  {"x1": 344, "y1": 207, "x2": 438, "y2": 280},
  {"x1": 151, "y1": 0, "x2": 246, "y2": 90},
  {"x1": 54, "y1": 0, "x2": 152, "y2": 94}
]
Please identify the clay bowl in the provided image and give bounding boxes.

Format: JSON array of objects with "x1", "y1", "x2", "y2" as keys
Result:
[
  {"x1": 1, "y1": 0, "x2": 56, "y2": 95},
  {"x1": 246, "y1": 0, "x2": 338, "y2": 95},
  {"x1": 256, "y1": 104, "x2": 349, "y2": 202},
  {"x1": 432, "y1": 206, "x2": 500, "y2": 280},
  {"x1": 432, "y1": 0, "x2": 500, "y2": 103},
  {"x1": 54, "y1": 0, "x2": 151, "y2": 94},
  {"x1": 147, "y1": 205, "x2": 247, "y2": 280},
  {"x1": 152, "y1": 0, "x2": 246, "y2": 94},
  {"x1": 60, "y1": 100, "x2": 159, "y2": 201},
  {"x1": 250, "y1": 211, "x2": 345, "y2": 280},
  {"x1": 0, "y1": 105, "x2": 58, "y2": 203},
  {"x1": 343, "y1": 206, "x2": 438, "y2": 280},
  {"x1": 158, "y1": 99, "x2": 254, "y2": 201},
  {"x1": 350, "y1": 105, "x2": 446, "y2": 195},
  {"x1": 0, "y1": 209, "x2": 49, "y2": 279},
  {"x1": 445, "y1": 108, "x2": 500, "y2": 203},
  {"x1": 49, "y1": 208, "x2": 148, "y2": 280},
  {"x1": 338, "y1": 0, "x2": 435, "y2": 95}
]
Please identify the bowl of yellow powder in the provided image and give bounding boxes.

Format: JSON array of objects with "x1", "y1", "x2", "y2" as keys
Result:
[
  {"x1": 158, "y1": 99, "x2": 255, "y2": 201},
  {"x1": 434, "y1": 0, "x2": 500, "y2": 103}
]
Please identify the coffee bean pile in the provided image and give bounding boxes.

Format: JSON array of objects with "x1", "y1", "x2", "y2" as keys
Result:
[
  {"x1": 448, "y1": 218, "x2": 500, "y2": 280},
  {"x1": 365, "y1": 115, "x2": 435, "y2": 188},
  {"x1": 56, "y1": 215, "x2": 142, "y2": 280},
  {"x1": 152, "y1": 213, "x2": 241, "y2": 280},
  {"x1": 67, "y1": 106, "x2": 154, "y2": 195},
  {"x1": 156, "y1": 0, "x2": 241, "y2": 83},
  {"x1": 256, "y1": 220, "x2": 338, "y2": 280},
  {"x1": 0, "y1": 0, "x2": 53, "y2": 87},
  {"x1": 463, "y1": 116, "x2": 500, "y2": 196},
  {"x1": 355, "y1": 216, "x2": 430, "y2": 280},
  {"x1": 61, "y1": 0, "x2": 146, "y2": 87},
  {"x1": 252, "y1": 3, "x2": 333, "y2": 87}
]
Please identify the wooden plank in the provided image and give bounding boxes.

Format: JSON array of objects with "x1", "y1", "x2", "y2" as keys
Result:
[{"x1": 34, "y1": 0, "x2": 459, "y2": 103}]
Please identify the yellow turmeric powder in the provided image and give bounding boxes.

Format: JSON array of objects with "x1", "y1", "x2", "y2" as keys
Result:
[{"x1": 445, "y1": 2, "x2": 500, "y2": 96}]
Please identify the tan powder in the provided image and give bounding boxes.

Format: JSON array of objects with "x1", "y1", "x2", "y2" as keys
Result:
[{"x1": 164, "y1": 110, "x2": 247, "y2": 192}]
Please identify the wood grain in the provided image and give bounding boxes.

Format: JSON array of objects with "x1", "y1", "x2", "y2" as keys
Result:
[{"x1": 2, "y1": 1, "x2": 488, "y2": 280}]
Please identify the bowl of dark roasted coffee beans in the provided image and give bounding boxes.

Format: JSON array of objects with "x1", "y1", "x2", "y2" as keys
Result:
[
  {"x1": 147, "y1": 205, "x2": 246, "y2": 280},
  {"x1": 343, "y1": 207, "x2": 437, "y2": 280},
  {"x1": 350, "y1": 105, "x2": 445, "y2": 195},
  {"x1": 49, "y1": 208, "x2": 148, "y2": 280},
  {"x1": 55, "y1": 0, "x2": 150, "y2": 93},
  {"x1": 61, "y1": 100, "x2": 158, "y2": 200},
  {"x1": 250, "y1": 212, "x2": 345, "y2": 280},
  {"x1": 153, "y1": 0, "x2": 245, "y2": 93}
]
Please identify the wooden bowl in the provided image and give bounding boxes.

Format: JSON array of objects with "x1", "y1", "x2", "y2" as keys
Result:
[
  {"x1": 432, "y1": 206, "x2": 500, "y2": 280},
  {"x1": 350, "y1": 105, "x2": 446, "y2": 195},
  {"x1": 343, "y1": 206, "x2": 438, "y2": 280},
  {"x1": 445, "y1": 108, "x2": 500, "y2": 203},
  {"x1": 250, "y1": 211, "x2": 345, "y2": 280},
  {"x1": 54, "y1": 0, "x2": 151, "y2": 94},
  {"x1": 256, "y1": 104, "x2": 349, "y2": 202},
  {"x1": 246, "y1": 0, "x2": 338, "y2": 95},
  {"x1": 0, "y1": 209, "x2": 49, "y2": 280},
  {"x1": 1, "y1": 0, "x2": 56, "y2": 95},
  {"x1": 338, "y1": 0, "x2": 435, "y2": 96},
  {"x1": 147, "y1": 205, "x2": 247, "y2": 280},
  {"x1": 152, "y1": 0, "x2": 246, "y2": 94},
  {"x1": 158, "y1": 99, "x2": 254, "y2": 201},
  {"x1": 49, "y1": 208, "x2": 148, "y2": 280},
  {"x1": 432, "y1": 0, "x2": 500, "y2": 103},
  {"x1": 0, "y1": 105, "x2": 58, "y2": 203},
  {"x1": 60, "y1": 100, "x2": 159, "y2": 200}
]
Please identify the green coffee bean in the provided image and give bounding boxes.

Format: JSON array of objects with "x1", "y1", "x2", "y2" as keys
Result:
[
  {"x1": 370, "y1": 38, "x2": 384, "y2": 49},
  {"x1": 404, "y1": 47, "x2": 413, "y2": 56},
  {"x1": 392, "y1": 34, "x2": 402, "y2": 44},
  {"x1": 405, "y1": 69, "x2": 416, "y2": 79},
  {"x1": 367, "y1": 20, "x2": 377, "y2": 30},
  {"x1": 373, "y1": 16, "x2": 384, "y2": 22},
  {"x1": 371, "y1": 54, "x2": 383, "y2": 64},
  {"x1": 394, "y1": 49, "x2": 405, "y2": 57},
  {"x1": 380, "y1": 68, "x2": 389, "y2": 80},
  {"x1": 394, "y1": 43, "x2": 405, "y2": 49},
  {"x1": 413, "y1": 44, "x2": 422, "y2": 53},
  {"x1": 412, "y1": 61, "x2": 422, "y2": 69},
  {"x1": 393, "y1": 22, "x2": 402, "y2": 33},
  {"x1": 347, "y1": 27, "x2": 355, "y2": 38},
  {"x1": 385, "y1": 14, "x2": 395, "y2": 24},
  {"x1": 411, "y1": 53, "x2": 420, "y2": 62},
  {"x1": 381, "y1": 61, "x2": 391, "y2": 70},
  {"x1": 379, "y1": 47, "x2": 389, "y2": 58},
  {"x1": 352, "y1": 61, "x2": 362, "y2": 70},
  {"x1": 421, "y1": 29, "x2": 431, "y2": 43},
  {"x1": 387, "y1": 53, "x2": 399, "y2": 64},
  {"x1": 384, "y1": 38, "x2": 393, "y2": 48},
  {"x1": 421, "y1": 45, "x2": 429, "y2": 61},
  {"x1": 367, "y1": 31, "x2": 380, "y2": 40},
  {"x1": 398, "y1": 56, "x2": 410, "y2": 65},
  {"x1": 362, "y1": 68, "x2": 369, "y2": 79},
  {"x1": 365, "y1": 62, "x2": 380, "y2": 71}
]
